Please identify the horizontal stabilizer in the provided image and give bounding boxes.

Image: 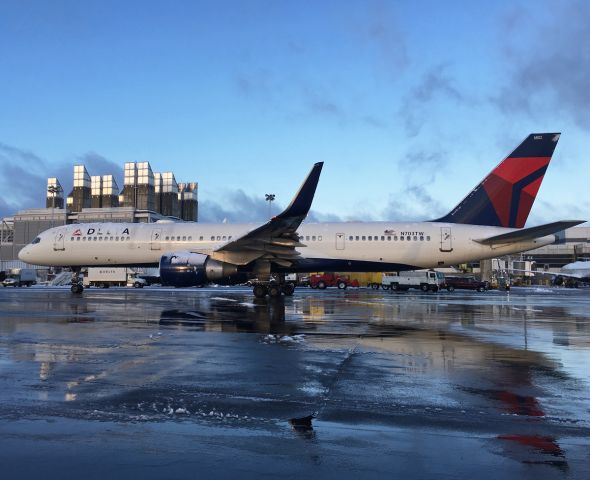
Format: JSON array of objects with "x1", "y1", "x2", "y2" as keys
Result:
[{"x1": 474, "y1": 220, "x2": 585, "y2": 245}]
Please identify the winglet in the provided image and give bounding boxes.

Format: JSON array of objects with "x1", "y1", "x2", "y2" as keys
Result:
[{"x1": 276, "y1": 162, "x2": 323, "y2": 219}]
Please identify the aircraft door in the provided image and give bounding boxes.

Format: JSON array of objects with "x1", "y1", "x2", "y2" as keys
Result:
[
  {"x1": 53, "y1": 232, "x2": 65, "y2": 251},
  {"x1": 439, "y1": 227, "x2": 453, "y2": 252},
  {"x1": 336, "y1": 233, "x2": 345, "y2": 250},
  {"x1": 151, "y1": 228, "x2": 162, "y2": 250}
]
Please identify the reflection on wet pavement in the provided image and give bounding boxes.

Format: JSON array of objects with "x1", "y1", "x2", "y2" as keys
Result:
[{"x1": 0, "y1": 286, "x2": 589, "y2": 478}]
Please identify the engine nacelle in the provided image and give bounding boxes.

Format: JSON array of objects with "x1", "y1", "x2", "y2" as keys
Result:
[{"x1": 159, "y1": 252, "x2": 241, "y2": 287}]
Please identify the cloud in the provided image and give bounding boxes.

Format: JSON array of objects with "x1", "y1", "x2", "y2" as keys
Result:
[
  {"x1": 382, "y1": 184, "x2": 446, "y2": 222},
  {"x1": 362, "y1": 0, "x2": 409, "y2": 77},
  {"x1": 399, "y1": 63, "x2": 465, "y2": 137},
  {"x1": 0, "y1": 142, "x2": 124, "y2": 217},
  {"x1": 380, "y1": 148, "x2": 450, "y2": 221},
  {"x1": 492, "y1": 1, "x2": 590, "y2": 130},
  {"x1": 198, "y1": 190, "x2": 281, "y2": 223}
]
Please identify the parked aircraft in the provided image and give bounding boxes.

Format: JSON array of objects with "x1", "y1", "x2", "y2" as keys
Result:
[
  {"x1": 514, "y1": 260, "x2": 590, "y2": 286},
  {"x1": 19, "y1": 133, "x2": 584, "y2": 297}
]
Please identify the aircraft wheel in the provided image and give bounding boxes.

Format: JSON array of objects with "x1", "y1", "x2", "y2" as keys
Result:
[
  {"x1": 317, "y1": 280, "x2": 327, "y2": 290},
  {"x1": 253, "y1": 284, "x2": 268, "y2": 298},
  {"x1": 71, "y1": 284, "x2": 84, "y2": 294},
  {"x1": 447, "y1": 285, "x2": 455, "y2": 292},
  {"x1": 477, "y1": 286, "x2": 484, "y2": 292},
  {"x1": 268, "y1": 284, "x2": 282, "y2": 298},
  {"x1": 337, "y1": 281, "x2": 347, "y2": 290},
  {"x1": 392, "y1": 283, "x2": 399, "y2": 291},
  {"x1": 382, "y1": 284, "x2": 390, "y2": 290},
  {"x1": 421, "y1": 284, "x2": 429, "y2": 292},
  {"x1": 282, "y1": 283, "x2": 296, "y2": 296}
]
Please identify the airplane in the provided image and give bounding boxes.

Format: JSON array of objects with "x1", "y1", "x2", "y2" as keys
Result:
[
  {"x1": 513, "y1": 259, "x2": 590, "y2": 287},
  {"x1": 19, "y1": 132, "x2": 585, "y2": 298}
]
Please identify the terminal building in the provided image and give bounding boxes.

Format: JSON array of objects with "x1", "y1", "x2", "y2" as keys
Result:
[{"x1": 0, "y1": 161, "x2": 198, "y2": 269}]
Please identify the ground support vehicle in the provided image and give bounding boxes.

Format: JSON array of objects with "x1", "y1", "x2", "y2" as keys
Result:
[
  {"x1": 1, "y1": 268, "x2": 37, "y2": 287},
  {"x1": 381, "y1": 270, "x2": 444, "y2": 292},
  {"x1": 310, "y1": 273, "x2": 359, "y2": 290},
  {"x1": 444, "y1": 276, "x2": 489, "y2": 292},
  {"x1": 83, "y1": 268, "x2": 147, "y2": 288}
]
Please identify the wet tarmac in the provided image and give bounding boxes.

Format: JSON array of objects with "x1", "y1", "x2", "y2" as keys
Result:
[{"x1": 1, "y1": 286, "x2": 589, "y2": 479}]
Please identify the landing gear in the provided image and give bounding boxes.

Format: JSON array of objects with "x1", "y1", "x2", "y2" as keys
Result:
[
  {"x1": 70, "y1": 268, "x2": 84, "y2": 294},
  {"x1": 268, "y1": 284, "x2": 282, "y2": 298},
  {"x1": 253, "y1": 284, "x2": 268, "y2": 299},
  {"x1": 282, "y1": 283, "x2": 296, "y2": 296}
]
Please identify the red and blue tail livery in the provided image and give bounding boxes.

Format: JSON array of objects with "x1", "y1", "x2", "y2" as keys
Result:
[{"x1": 436, "y1": 133, "x2": 560, "y2": 228}]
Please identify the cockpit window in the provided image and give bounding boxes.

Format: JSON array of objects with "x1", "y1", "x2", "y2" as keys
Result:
[{"x1": 32, "y1": 237, "x2": 41, "y2": 244}]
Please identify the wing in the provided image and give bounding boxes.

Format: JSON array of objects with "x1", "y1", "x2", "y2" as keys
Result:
[
  {"x1": 208, "y1": 162, "x2": 324, "y2": 267},
  {"x1": 474, "y1": 220, "x2": 585, "y2": 245}
]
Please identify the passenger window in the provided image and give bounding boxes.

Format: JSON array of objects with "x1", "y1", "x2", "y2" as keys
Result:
[
  {"x1": 311, "y1": 236, "x2": 316, "y2": 241},
  {"x1": 222, "y1": 236, "x2": 226, "y2": 240},
  {"x1": 199, "y1": 236, "x2": 203, "y2": 241},
  {"x1": 420, "y1": 236, "x2": 424, "y2": 241},
  {"x1": 216, "y1": 236, "x2": 220, "y2": 241},
  {"x1": 77, "y1": 237, "x2": 80, "y2": 241},
  {"x1": 165, "y1": 236, "x2": 169, "y2": 241},
  {"x1": 70, "y1": 237, "x2": 74, "y2": 241},
  {"x1": 110, "y1": 236, "x2": 113, "y2": 241},
  {"x1": 306, "y1": 236, "x2": 310, "y2": 241},
  {"x1": 229, "y1": 236, "x2": 232, "y2": 240},
  {"x1": 99, "y1": 237, "x2": 103, "y2": 241},
  {"x1": 211, "y1": 236, "x2": 215, "y2": 241},
  {"x1": 387, "y1": 236, "x2": 391, "y2": 241},
  {"x1": 400, "y1": 236, "x2": 404, "y2": 241},
  {"x1": 381, "y1": 236, "x2": 385, "y2": 241},
  {"x1": 368, "y1": 236, "x2": 372, "y2": 241},
  {"x1": 82, "y1": 237, "x2": 86, "y2": 241},
  {"x1": 188, "y1": 236, "x2": 192, "y2": 241},
  {"x1": 349, "y1": 236, "x2": 353, "y2": 241},
  {"x1": 182, "y1": 236, "x2": 186, "y2": 241},
  {"x1": 407, "y1": 236, "x2": 411, "y2": 241},
  {"x1": 394, "y1": 236, "x2": 398, "y2": 241},
  {"x1": 362, "y1": 236, "x2": 366, "y2": 241},
  {"x1": 355, "y1": 236, "x2": 359, "y2": 241},
  {"x1": 413, "y1": 236, "x2": 417, "y2": 241},
  {"x1": 116, "y1": 237, "x2": 119, "y2": 241},
  {"x1": 427, "y1": 236, "x2": 431, "y2": 241},
  {"x1": 318, "y1": 236, "x2": 322, "y2": 241}
]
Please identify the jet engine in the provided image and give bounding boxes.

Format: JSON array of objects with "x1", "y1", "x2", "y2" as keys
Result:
[{"x1": 159, "y1": 252, "x2": 243, "y2": 287}]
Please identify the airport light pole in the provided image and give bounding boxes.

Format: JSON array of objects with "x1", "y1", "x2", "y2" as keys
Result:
[{"x1": 265, "y1": 193, "x2": 275, "y2": 218}]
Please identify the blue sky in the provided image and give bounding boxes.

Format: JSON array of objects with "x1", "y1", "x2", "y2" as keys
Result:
[{"x1": 0, "y1": 0, "x2": 588, "y2": 224}]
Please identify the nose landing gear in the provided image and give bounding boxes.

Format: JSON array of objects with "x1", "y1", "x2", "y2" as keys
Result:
[{"x1": 70, "y1": 269, "x2": 84, "y2": 294}]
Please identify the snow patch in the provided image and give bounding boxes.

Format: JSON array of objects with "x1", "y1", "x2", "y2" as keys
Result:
[{"x1": 261, "y1": 334, "x2": 305, "y2": 344}]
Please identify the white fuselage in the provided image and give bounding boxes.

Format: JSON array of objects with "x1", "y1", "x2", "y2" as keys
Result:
[{"x1": 19, "y1": 221, "x2": 555, "y2": 271}]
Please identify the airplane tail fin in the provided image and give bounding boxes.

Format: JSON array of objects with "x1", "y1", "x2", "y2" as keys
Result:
[{"x1": 435, "y1": 133, "x2": 560, "y2": 228}]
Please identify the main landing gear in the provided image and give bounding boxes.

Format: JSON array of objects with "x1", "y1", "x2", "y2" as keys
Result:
[
  {"x1": 252, "y1": 282, "x2": 296, "y2": 299},
  {"x1": 70, "y1": 268, "x2": 84, "y2": 294}
]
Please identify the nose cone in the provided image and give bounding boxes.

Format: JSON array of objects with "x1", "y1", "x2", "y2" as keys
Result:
[{"x1": 18, "y1": 245, "x2": 31, "y2": 261}]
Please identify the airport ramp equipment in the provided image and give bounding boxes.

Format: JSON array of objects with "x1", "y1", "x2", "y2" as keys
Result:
[{"x1": 50, "y1": 271, "x2": 72, "y2": 286}]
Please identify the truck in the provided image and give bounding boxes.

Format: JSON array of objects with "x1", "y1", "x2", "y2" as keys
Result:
[
  {"x1": 381, "y1": 270, "x2": 445, "y2": 292},
  {"x1": 83, "y1": 268, "x2": 147, "y2": 288},
  {"x1": 1, "y1": 268, "x2": 37, "y2": 287}
]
